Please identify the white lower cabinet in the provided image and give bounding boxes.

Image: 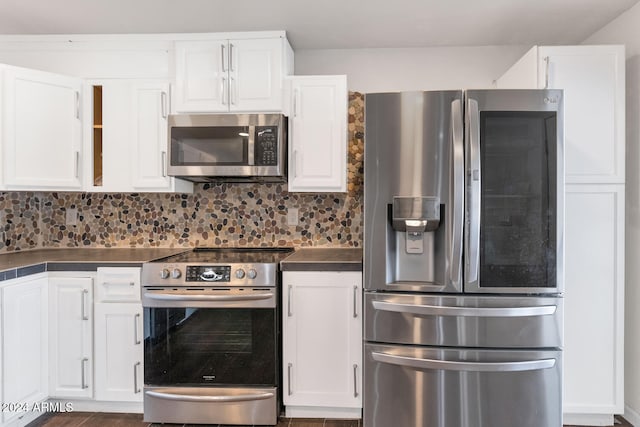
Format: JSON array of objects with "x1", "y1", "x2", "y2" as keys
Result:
[
  {"x1": 282, "y1": 271, "x2": 362, "y2": 418},
  {"x1": 94, "y1": 302, "x2": 143, "y2": 402},
  {"x1": 1, "y1": 276, "x2": 49, "y2": 424},
  {"x1": 48, "y1": 277, "x2": 94, "y2": 398},
  {"x1": 563, "y1": 184, "x2": 624, "y2": 422}
]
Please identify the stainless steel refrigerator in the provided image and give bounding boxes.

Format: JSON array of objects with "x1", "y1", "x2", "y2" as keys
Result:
[{"x1": 364, "y1": 90, "x2": 564, "y2": 427}]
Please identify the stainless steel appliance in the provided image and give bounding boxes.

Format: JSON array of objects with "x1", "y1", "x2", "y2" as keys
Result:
[
  {"x1": 168, "y1": 113, "x2": 287, "y2": 182},
  {"x1": 141, "y1": 247, "x2": 293, "y2": 426},
  {"x1": 364, "y1": 90, "x2": 564, "y2": 427}
]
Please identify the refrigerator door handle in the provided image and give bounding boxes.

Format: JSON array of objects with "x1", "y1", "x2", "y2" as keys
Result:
[
  {"x1": 466, "y1": 98, "x2": 481, "y2": 284},
  {"x1": 372, "y1": 300, "x2": 557, "y2": 317},
  {"x1": 371, "y1": 351, "x2": 556, "y2": 372},
  {"x1": 450, "y1": 99, "x2": 464, "y2": 286}
]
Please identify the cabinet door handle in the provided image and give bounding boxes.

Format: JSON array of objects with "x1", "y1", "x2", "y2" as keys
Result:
[
  {"x1": 81, "y1": 289, "x2": 89, "y2": 320},
  {"x1": 353, "y1": 364, "x2": 359, "y2": 398},
  {"x1": 161, "y1": 151, "x2": 167, "y2": 177},
  {"x1": 221, "y1": 43, "x2": 227, "y2": 72},
  {"x1": 134, "y1": 361, "x2": 141, "y2": 393},
  {"x1": 75, "y1": 90, "x2": 80, "y2": 119},
  {"x1": 81, "y1": 358, "x2": 89, "y2": 389},
  {"x1": 74, "y1": 151, "x2": 80, "y2": 178},
  {"x1": 544, "y1": 56, "x2": 550, "y2": 89},
  {"x1": 287, "y1": 363, "x2": 293, "y2": 396},
  {"x1": 353, "y1": 285, "x2": 358, "y2": 318},
  {"x1": 161, "y1": 91, "x2": 167, "y2": 118},
  {"x1": 293, "y1": 89, "x2": 299, "y2": 117},
  {"x1": 229, "y1": 43, "x2": 235, "y2": 72},
  {"x1": 230, "y1": 76, "x2": 236, "y2": 105},
  {"x1": 222, "y1": 77, "x2": 227, "y2": 105},
  {"x1": 287, "y1": 285, "x2": 293, "y2": 317},
  {"x1": 292, "y1": 150, "x2": 299, "y2": 179},
  {"x1": 134, "y1": 313, "x2": 141, "y2": 345},
  {"x1": 102, "y1": 281, "x2": 135, "y2": 287}
]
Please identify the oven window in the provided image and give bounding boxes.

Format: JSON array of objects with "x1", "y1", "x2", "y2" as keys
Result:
[
  {"x1": 170, "y1": 126, "x2": 249, "y2": 166},
  {"x1": 144, "y1": 307, "x2": 276, "y2": 386}
]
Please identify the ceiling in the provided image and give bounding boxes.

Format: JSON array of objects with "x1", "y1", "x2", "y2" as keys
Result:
[{"x1": 0, "y1": 0, "x2": 638, "y2": 50}]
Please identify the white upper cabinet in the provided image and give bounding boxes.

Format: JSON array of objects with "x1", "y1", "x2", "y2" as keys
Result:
[
  {"x1": 84, "y1": 79, "x2": 192, "y2": 193},
  {"x1": 286, "y1": 75, "x2": 348, "y2": 193},
  {"x1": 2, "y1": 65, "x2": 83, "y2": 190},
  {"x1": 130, "y1": 80, "x2": 191, "y2": 192},
  {"x1": 174, "y1": 35, "x2": 292, "y2": 113},
  {"x1": 497, "y1": 45, "x2": 625, "y2": 184}
]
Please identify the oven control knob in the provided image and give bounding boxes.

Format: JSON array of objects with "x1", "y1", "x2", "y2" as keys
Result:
[
  {"x1": 247, "y1": 269, "x2": 258, "y2": 279},
  {"x1": 160, "y1": 268, "x2": 170, "y2": 279},
  {"x1": 171, "y1": 268, "x2": 182, "y2": 279},
  {"x1": 235, "y1": 268, "x2": 246, "y2": 279}
]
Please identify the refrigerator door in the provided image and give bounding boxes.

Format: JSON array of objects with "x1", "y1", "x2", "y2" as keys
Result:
[
  {"x1": 364, "y1": 343, "x2": 562, "y2": 427},
  {"x1": 365, "y1": 292, "x2": 563, "y2": 348},
  {"x1": 364, "y1": 91, "x2": 464, "y2": 293},
  {"x1": 465, "y1": 89, "x2": 564, "y2": 294}
]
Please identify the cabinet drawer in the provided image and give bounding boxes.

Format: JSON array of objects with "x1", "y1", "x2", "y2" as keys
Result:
[{"x1": 95, "y1": 267, "x2": 141, "y2": 302}]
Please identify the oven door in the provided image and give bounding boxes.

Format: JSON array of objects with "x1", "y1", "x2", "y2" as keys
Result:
[{"x1": 142, "y1": 288, "x2": 278, "y2": 425}]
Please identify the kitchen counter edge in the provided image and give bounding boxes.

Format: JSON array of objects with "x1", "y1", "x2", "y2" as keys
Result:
[
  {"x1": 280, "y1": 248, "x2": 362, "y2": 272},
  {"x1": 0, "y1": 248, "x2": 189, "y2": 282}
]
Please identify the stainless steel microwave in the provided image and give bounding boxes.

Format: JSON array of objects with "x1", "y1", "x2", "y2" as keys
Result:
[{"x1": 167, "y1": 113, "x2": 287, "y2": 182}]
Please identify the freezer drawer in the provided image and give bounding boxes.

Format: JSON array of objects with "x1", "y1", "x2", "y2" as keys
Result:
[
  {"x1": 364, "y1": 343, "x2": 562, "y2": 427},
  {"x1": 365, "y1": 293, "x2": 563, "y2": 348}
]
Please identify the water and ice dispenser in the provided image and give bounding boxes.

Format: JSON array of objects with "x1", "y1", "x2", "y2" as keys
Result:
[{"x1": 386, "y1": 196, "x2": 444, "y2": 284}]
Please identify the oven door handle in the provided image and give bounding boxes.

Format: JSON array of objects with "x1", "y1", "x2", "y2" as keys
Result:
[
  {"x1": 145, "y1": 389, "x2": 275, "y2": 402},
  {"x1": 143, "y1": 291, "x2": 274, "y2": 302}
]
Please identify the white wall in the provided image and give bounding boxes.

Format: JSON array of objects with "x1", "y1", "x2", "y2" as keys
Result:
[
  {"x1": 584, "y1": 3, "x2": 640, "y2": 425},
  {"x1": 294, "y1": 45, "x2": 528, "y2": 93}
]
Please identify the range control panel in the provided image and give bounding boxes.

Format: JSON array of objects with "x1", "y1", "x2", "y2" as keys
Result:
[{"x1": 186, "y1": 266, "x2": 231, "y2": 282}]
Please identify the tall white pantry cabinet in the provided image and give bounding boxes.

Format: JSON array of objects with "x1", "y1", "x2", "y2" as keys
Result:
[{"x1": 498, "y1": 45, "x2": 625, "y2": 426}]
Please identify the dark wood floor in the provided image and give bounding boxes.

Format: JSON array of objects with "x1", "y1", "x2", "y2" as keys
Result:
[
  {"x1": 27, "y1": 412, "x2": 359, "y2": 427},
  {"x1": 27, "y1": 412, "x2": 633, "y2": 427}
]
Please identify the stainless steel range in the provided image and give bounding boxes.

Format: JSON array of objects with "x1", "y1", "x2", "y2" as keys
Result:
[{"x1": 140, "y1": 247, "x2": 293, "y2": 426}]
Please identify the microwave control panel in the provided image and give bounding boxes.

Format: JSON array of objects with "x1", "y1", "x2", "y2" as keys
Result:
[{"x1": 255, "y1": 126, "x2": 279, "y2": 166}]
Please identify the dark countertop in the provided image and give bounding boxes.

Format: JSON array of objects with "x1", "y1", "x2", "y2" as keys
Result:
[
  {"x1": 0, "y1": 248, "x2": 189, "y2": 281},
  {"x1": 0, "y1": 247, "x2": 363, "y2": 281},
  {"x1": 280, "y1": 248, "x2": 362, "y2": 271}
]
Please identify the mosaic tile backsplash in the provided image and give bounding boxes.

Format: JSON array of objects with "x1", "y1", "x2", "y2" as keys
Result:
[{"x1": 0, "y1": 93, "x2": 365, "y2": 253}]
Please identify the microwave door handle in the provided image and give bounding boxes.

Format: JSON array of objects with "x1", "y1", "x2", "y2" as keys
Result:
[
  {"x1": 467, "y1": 98, "x2": 481, "y2": 284},
  {"x1": 450, "y1": 98, "x2": 464, "y2": 287}
]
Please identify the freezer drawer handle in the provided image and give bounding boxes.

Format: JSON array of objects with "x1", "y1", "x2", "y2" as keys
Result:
[
  {"x1": 372, "y1": 352, "x2": 556, "y2": 372},
  {"x1": 372, "y1": 300, "x2": 556, "y2": 317},
  {"x1": 145, "y1": 389, "x2": 274, "y2": 403}
]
